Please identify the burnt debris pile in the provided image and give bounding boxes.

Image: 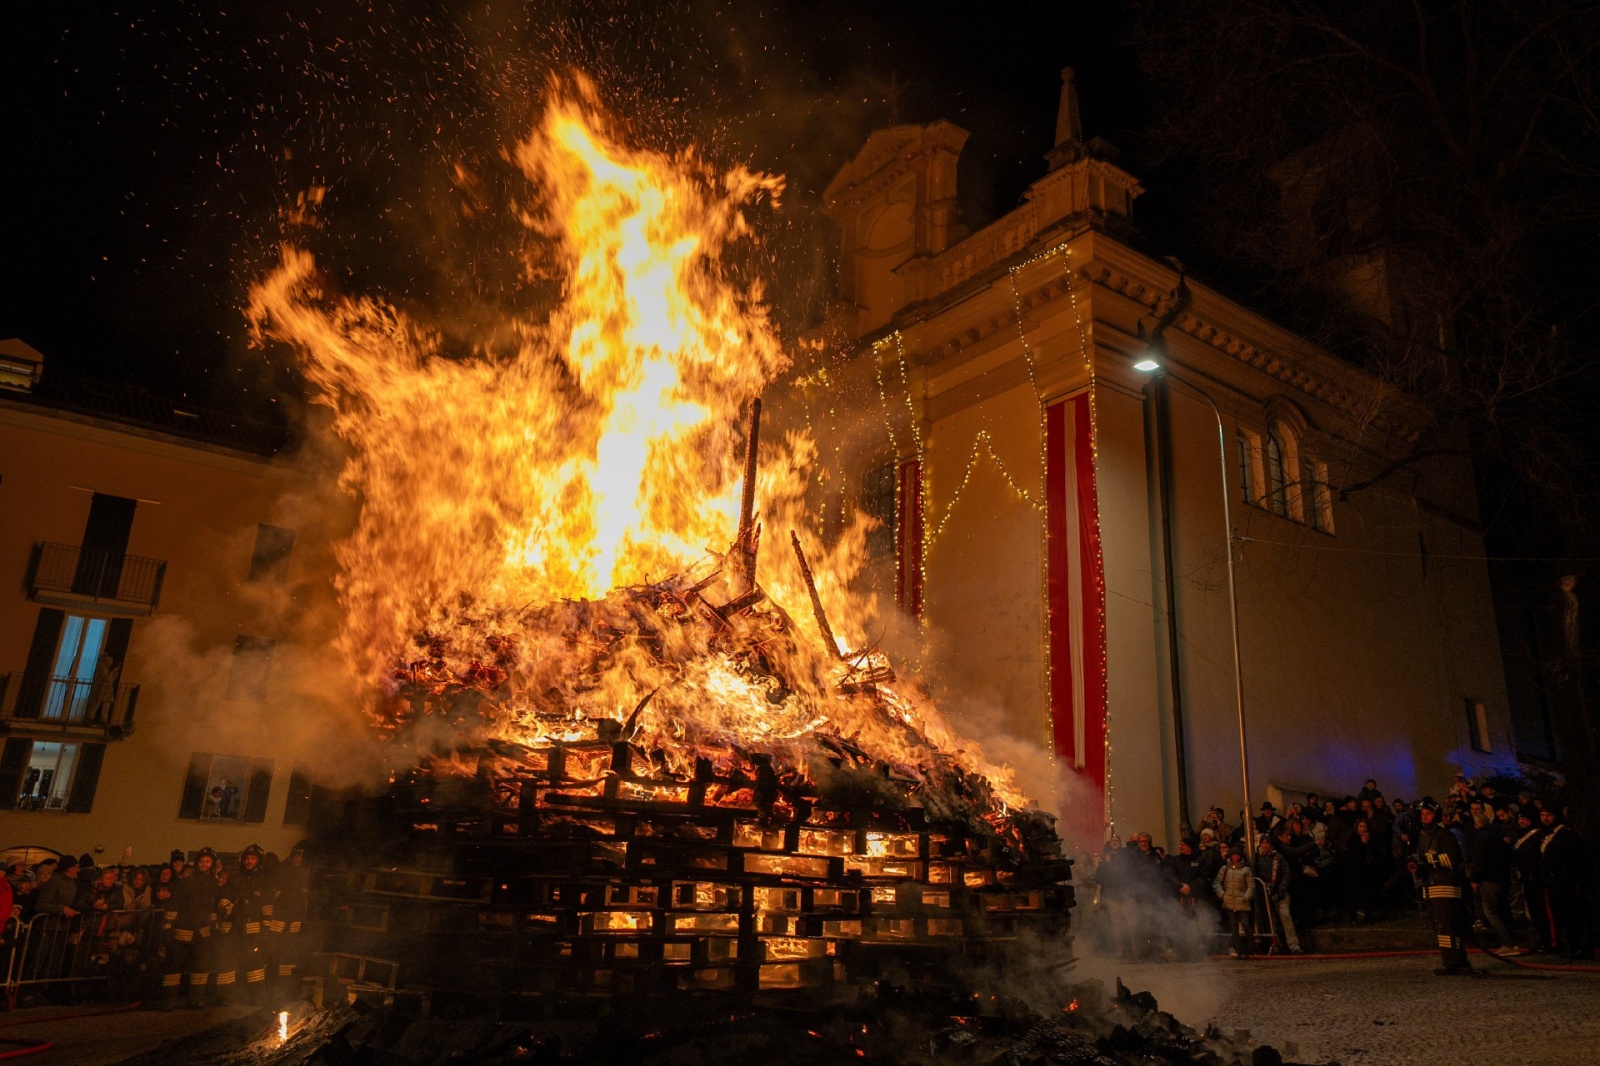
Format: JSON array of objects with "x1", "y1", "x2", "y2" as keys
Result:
[
  {"x1": 128, "y1": 978, "x2": 1330, "y2": 1066},
  {"x1": 315, "y1": 562, "x2": 1071, "y2": 1005}
]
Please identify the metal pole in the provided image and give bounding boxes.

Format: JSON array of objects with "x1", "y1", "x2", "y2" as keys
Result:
[{"x1": 1162, "y1": 371, "x2": 1254, "y2": 856}]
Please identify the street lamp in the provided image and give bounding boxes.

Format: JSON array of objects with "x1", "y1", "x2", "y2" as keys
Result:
[{"x1": 1135, "y1": 356, "x2": 1255, "y2": 855}]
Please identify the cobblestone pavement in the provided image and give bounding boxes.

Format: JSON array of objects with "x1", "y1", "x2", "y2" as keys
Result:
[
  {"x1": 0, "y1": 1003, "x2": 258, "y2": 1066},
  {"x1": 1086, "y1": 954, "x2": 1600, "y2": 1066}
]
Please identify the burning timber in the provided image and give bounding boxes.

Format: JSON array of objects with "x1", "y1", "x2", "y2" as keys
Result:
[
  {"x1": 320, "y1": 569, "x2": 1071, "y2": 1005},
  {"x1": 316, "y1": 402, "x2": 1071, "y2": 1006}
]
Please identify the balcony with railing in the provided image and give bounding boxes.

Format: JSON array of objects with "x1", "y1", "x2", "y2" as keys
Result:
[
  {"x1": 26, "y1": 542, "x2": 166, "y2": 615},
  {"x1": 0, "y1": 671, "x2": 140, "y2": 739}
]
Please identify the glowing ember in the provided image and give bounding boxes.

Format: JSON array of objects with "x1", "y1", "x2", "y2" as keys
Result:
[{"x1": 247, "y1": 75, "x2": 1024, "y2": 813}]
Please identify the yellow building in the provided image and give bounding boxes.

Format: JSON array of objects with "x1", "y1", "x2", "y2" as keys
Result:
[
  {"x1": 0, "y1": 339, "x2": 324, "y2": 862},
  {"x1": 787, "y1": 71, "x2": 1517, "y2": 847}
]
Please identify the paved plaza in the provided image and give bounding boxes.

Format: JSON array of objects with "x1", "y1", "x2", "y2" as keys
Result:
[
  {"x1": 0, "y1": 1004, "x2": 256, "y2": 1066},
  {"x1": 1088, "y1": 953, "x2": 1600, "y2": 1066}
]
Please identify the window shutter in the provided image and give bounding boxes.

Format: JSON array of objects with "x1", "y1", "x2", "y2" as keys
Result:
[
  {"x1": 0, "y1": 739, "x2": 33, "y2": 808},
  {"x1": 76, "y1": 493, "x2": 138, "y2": 597},
  {"x1": 243, "y1": 759, "x2": 275, "y2": 823},
  {"x1": 104, "y1": 618, "x2": 133, "y2": 669},
  {"x1": 248, "y1": 525, "x2": 296, "y2": 583},
  {"x1": 177, "y1": 753, "x2": 209, "y2": 819},
  {"x1": 65, "y1": 743, "x2": 105, "y2": 813},
  {"x1": 17, "y1": 609, "x2": 66, "y2": 719},
  {"x1": 283, "y1": 770, "x2": 313, "y2": 826}
]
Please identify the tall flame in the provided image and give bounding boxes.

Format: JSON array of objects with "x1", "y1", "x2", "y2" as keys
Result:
[
  {"x1": 250, "y1": 79, "x2": 786, "y2": 684},
  {"x1": 248, "y1": 79, "x2": 1027, "y2": 809}
]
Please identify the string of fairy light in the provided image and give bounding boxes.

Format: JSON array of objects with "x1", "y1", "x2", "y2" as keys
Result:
[
  {"x1": 1060, "y1": 247, "x2": 1113, "y2": 840},
  {"x1": 845, "y1": 236, "x2": 1115, "y2": 843},
  {"x1": 1000, "y1": 236, "x2": 1114, "y2": 840},
  {"x1": 1006, "y1": 244, "x2": 1063, "y2": 781}
]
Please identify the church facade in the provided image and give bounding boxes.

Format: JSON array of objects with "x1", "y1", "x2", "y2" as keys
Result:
[{"x1": 787, "y1": 72, "x2": 1517, "y2": 847}]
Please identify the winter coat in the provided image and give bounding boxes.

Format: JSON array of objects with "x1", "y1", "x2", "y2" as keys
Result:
[
  {"x1": 1467, "y1": 825, "x2": 1512, "y2": 885},
  {"x1": 34, "y1": 871, "x2": 86, "y2": 916},
  {"x1": 1169, "y1": 852, "x2": 1211, "y2": 899},
  {"x1": 170, "y1": 868, "x2": 219, "y2": 930},
  {"x1": 1513, "y1": 826, "x2": 1546, "y2": 887},
  {"x1": 1213, "y1": 862, "x2": 1255, "y2": 912},
  {"x1": 1540, "y1": 824, "x2": 1583, "y2": 884},
  {"x1": 1253, "y1": 850, "x2": 1293, "y2": 900}
]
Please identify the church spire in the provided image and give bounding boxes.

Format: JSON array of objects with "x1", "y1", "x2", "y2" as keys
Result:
[
  {"x1": 1054, "y1": 67, "x2": 1083, "y2": 151},
  {"x1": 1046, "y1": 67, "x2": 1090, "y2": 170}
]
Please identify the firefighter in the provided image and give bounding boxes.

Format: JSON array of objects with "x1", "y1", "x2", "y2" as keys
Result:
[
  {"x1": 267, "y1": 840, "x2": 311, "y2": 1003},
  {"x1": 233, "y1": 844, "x2": 270, "y2": 1000},
  {"x1": 164, "y1": 847, "x2": 219, "y2": 1009},
  {"x1": 1417, "y1": 797, "x2": 1474, "y2": 976},
  {"x1": 208, "y1": 862, "x2": 239, "y2": 1003}
]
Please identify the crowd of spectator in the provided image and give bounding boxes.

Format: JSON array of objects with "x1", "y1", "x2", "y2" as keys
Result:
[
  {"x1": 1079, "y1": 774, "x2": 1595, "y2": 962},
  {"x1": 2, "y1": 842, "x2": 309, "y2": 1007}
]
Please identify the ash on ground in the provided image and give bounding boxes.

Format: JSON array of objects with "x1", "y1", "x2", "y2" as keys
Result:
[{"x1": 121, "y1": 977, "x2": 1331, "y2": 1066}]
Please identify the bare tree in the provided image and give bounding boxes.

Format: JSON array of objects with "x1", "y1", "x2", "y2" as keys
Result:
[
  {"x1": 1130, "y1": 0, "x2": 1600, "y2": 813},
  {"x1": 1132, "y1": 0, "x2": 1600, "y2": 515}
]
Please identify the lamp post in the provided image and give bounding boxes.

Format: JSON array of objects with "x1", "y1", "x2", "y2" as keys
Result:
[{"x1": 1133, "y1": 357, "x2": 1255, "y2": 855}]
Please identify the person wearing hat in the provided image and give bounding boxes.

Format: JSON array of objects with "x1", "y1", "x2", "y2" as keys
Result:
[
  {"x1": 1252, "y1": 834, "x2": 1302, "y2": 953},
  {"x1": 1511, "y1": 809, "x2": 1552, "y2": 952},
  {"x1": 1417, "y1": 797, "x2": 1473, "y2": 975},
  {"x1": 208, "y1": 860, "x2": 240, "y2": 1004},
  {"x1": 163, "y1": 847, "x2": 219, "y2": 1008},
  {"x1": 234, "y1": 845, "x2": 270, "y2": 1001},
  {"x1": 1213, "y1": 845, "x2": 1256, "y2": 958},
  {"x1": 1253, "y1": 801, "x2": 1282, "y2": 841},
  {"x1": 1538, "y1": 809, "x2": 1593, "y2": 959},
  {"x1": 34, "y1": 854, "x2": 86, "y2": 918},
  {"x1": 266, "y1": 841, "x2": 310, "y2": 1003}
]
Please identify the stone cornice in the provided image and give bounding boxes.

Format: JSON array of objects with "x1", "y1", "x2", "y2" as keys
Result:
[
  {"x1": 1075, "y1": 245, "x2": 1428, "y2": 445},
  {"x1": 0, "y1": 398, "x2": 299, "y2": 479},
  {"x1": 830, "y1": 230, "x2": 1430, "y2": 451}
]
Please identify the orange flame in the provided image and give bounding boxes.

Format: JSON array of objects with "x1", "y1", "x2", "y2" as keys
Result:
[{"x1": 247, "y1": 77, "x2": 1026, "y2": 809}]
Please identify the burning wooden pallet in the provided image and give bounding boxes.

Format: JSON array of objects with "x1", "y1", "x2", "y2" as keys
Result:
[
  {"x1": 323, "y1": 739, "x2": 1070, "y2": 1003},
  {"x1": 318, "y1": 401, "x2": 1073, "y2": 1005}
]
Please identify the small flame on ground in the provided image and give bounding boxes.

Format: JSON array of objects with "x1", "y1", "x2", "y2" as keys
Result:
[{"x1": 278, "y1": 1010, "x2": 289, "y2": 1041}]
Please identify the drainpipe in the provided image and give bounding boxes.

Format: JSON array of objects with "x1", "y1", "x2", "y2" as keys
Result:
[{"x1": 1141, "y1": 269, "x2": 1193, "y2": 830}]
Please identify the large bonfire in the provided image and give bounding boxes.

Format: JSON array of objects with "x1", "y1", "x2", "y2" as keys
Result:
[
  {"x1": 247, "y1": 77, "x2": 1029, "y2": 822},
  {"x1": 245, "y1": 76, "x2": 1069, "y2": 1002}
]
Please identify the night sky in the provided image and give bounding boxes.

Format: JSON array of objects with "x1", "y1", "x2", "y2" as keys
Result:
[{"x1": 3, "y1": 2, "x2": 1146, "y2": 414}]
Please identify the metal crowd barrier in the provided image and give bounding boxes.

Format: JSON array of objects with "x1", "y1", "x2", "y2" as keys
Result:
[{"x1": 2, "y1": 908, "x2": 164, "y2": 1008}]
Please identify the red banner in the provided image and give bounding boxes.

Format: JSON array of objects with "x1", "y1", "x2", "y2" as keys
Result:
[{"x1": 1045, "y1": 394, "x2": 1107, "y2": 844}]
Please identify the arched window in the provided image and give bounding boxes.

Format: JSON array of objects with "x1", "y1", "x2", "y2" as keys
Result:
[
  {"x1": 1266, "y1": 423, "x2": 1304, "y2": 522},
  {"x1": 1306, "y1": 457, "x2": 1335, "y2": 533}
]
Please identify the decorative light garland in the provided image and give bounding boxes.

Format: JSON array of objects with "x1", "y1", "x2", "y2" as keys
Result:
[
  {"x1": 860, "y1": 237, "x2": 1113, "y2": 842},
  {"x1": 870, "y1": 338, "x2": 903, "y2": 460},
  {"x1": 890, "y1": 332, "x2": 925, "y2": 457},
  {"x1": 1056, "y1": 242, "x2": 1114, "y2": 839},
  {"x1": 1007, "y1": 249, "x2": 1062, "y2": 768},
  {"x1": 924, "y1": 430, "x2": 1045, "y2": 547}
]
